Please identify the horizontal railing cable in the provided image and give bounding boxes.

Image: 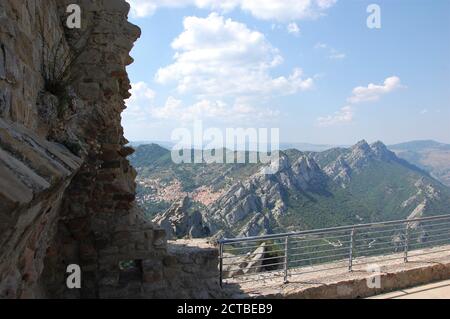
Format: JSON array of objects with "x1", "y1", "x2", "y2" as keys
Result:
[{"x1": 218, "y1": 214, "x2": 450, "y2": 287}]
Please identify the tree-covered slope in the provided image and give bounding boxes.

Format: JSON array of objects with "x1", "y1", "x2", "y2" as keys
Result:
[{"x1": 129, "y1": 141, "x2": 450, "y2": 237}]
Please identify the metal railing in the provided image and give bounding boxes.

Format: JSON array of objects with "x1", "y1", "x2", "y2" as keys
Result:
[{"x1": 218, "y1": 214, "x2": 450, "y2": 287}]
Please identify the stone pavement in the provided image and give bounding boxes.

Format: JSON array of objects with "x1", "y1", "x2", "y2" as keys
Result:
[
  {"x1": 227, "y1": 244, "x2": 450, "y2": 299},
  {"x1": 368, "y1": 279, "x2": 450, "y2": 299}
]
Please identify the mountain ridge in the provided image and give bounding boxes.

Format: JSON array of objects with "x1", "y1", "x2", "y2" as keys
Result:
[{"x1": 130, "y1": 140, "x2": 450, "y2": 238}]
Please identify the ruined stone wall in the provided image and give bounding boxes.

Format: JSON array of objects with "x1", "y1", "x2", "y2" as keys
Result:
[
  {"x1": 0, "y1": 0, "x2": 83, "y2": 298},
  {"x1": 0, "y1": 0, "x2": 224, "y2": 299},
  {"x1": 0, "y1": 0, "x2": 61, "y2": 130}
]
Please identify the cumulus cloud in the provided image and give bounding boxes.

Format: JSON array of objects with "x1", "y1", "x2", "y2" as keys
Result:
[
  {"x1": 127, "y1": 0, "x2": 158, "y2": 17},
  {"x1": 317, "y1": 76, "x2": 405, "y2": 127},
  {"x1": 151, "y1": 97, "x2": 279, "y2": 122},
  {"x1": 347, "y1": 76, "x2": 404, "y2": 104},
  {"x1": 317, "y1": 106, "x2": 354, "y2": 127},
  {"x1": 122, "y1": 81, "x2": 155, "y2": 123},
  {"x1": 155, "y1": 13, "x2": 313, "y2": 98},
  {"x1": 125, "y1": 83, "x2": 279, "y2": 124},
  {"x1": 287, "y1": 22, "x2": 300, "y2": 35},
  {"x1": 127, "y1": 0, "x2": 337, "y2": 21}
]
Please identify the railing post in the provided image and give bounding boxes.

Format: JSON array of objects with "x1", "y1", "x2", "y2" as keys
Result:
[
  {"x1": 349, "y1": 228, "x2": 355, "y2": 272},
  {"x1": 284, "y1": 236, "x2": 289, "y2": 284},
  {"x1": 219, "y1": 240, "x2": 224, "y2": 288},
  {"x1": 404, "y1": 223, "x2": 409, "y2": 263}
]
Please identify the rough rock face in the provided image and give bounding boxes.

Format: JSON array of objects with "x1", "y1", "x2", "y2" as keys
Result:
[
  {"x1": 153, "y1": 197, "x2": 210, "y2": 240},
  {"x1": 0, "y1": 118, "x2": 82, "y2": 298},
  {"x1": 405, "y1": 178, "x2": 441, "y2": 223},
  {"x1": 224, "y1": 243, "x2": 284, "y2": 278},
  {"x1": 0, "y1": 0, "x2": 223, "y2": 299},
  {"x1": 324, "y1": 140, "x2": 398, "y2": 187},
  {"x1": 237, "y1": 214, "x2": 271, "y2": 238},
  {"x1": 206, "y1": 154, "x2": 327, "y2": 237}
]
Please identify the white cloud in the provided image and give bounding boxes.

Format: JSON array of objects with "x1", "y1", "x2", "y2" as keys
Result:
[
  {"x1": 129, "y1": 81, "x2": 156, "y2": 101},
  {"x1": 123, "y1": 81, "x2": 155, "y2": 123},
  {"x1": 316, "y1": 0, "x2": 338, "y2": 9},
  {"x1": 317, "y1": 106, "x2": 354, "y2": 127},
  {"x1": 347, "y1": 76, "x2": 405, "y2": 104},
  {"x1": 127, "y1": 0, "x2": 337, "y2": 21},
  {"x1": 124, "y1": 83, "x2": 279, "y2": 124},
  {"x1": 315, "y1": 42, "x2": 346, "y2": 60},
  {"x1": 127, "y1": 0, "x2": 158, "y2": 18},
  {"x1": 127, "y1": 0, "x2": 223, "y2": 18},
  {"x1": 151, "y1": 97, "x2": 279, "y2": 122},
  {"x1": 317, "y1": 76, "x2": 405, "y2": 127},
  {"x1": 328, "y1": 50, "x2": 346, "y2": 60},
  {"x1": 287, "y1": 22, "x2": 300, "y2": 36},
  {"x1": 156, "y1": 13, "x2": 313, "y2": 98},
  {"x1": 314, "y1": 42, "x2": 328, "y2": 49},
  {"x1": 150, "y1": 96, "x2": 184, "y2": 119}
]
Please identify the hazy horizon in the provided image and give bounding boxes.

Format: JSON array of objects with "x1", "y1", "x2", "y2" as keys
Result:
[
  {"x1": 129, "y1": 138, "x2": 450, "y2": 148},
  {"x1": 123, "y1": 0, "x2": 450, "y2": 145}
]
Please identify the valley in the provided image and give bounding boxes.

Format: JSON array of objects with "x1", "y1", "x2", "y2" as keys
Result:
[{"x1": 129, "y1": 140, "x2": 450, "y2": 239}]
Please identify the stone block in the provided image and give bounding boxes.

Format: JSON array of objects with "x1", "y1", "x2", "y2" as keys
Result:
[
  {"x1": 99, "y1": 272, "x2": 120, "y2": 286},
  {"x1": 163, "y1": 255, "x2": 178, "y2": 267},
  {"x1": 77, "y1": 82, "x2": 101, "y2": 101},
  {"x1": 143, "y1": 270, "x2": 163, "y2": 284}
]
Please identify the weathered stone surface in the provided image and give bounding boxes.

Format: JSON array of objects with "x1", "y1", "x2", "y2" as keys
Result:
[
  {"x1": 205, "y1": 153, "x2": 329, "y2": 236},
  {"x1": 229, "y1": 245, "x2": 450, "y2": 299},
  {"x1": 153, "y1": 197, "x2": 210, "y2": 240},
  {"x1": 0, "y1": 0, "x2": 227, "y2": 300}
]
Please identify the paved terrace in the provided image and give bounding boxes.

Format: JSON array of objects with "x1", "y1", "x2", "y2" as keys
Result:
[
  {"x1": 369, "y1": 279, "x2": 450, "y2": 299},
  {"x1": 227, "y1": 244, "x2": 450, "y2": 299}
]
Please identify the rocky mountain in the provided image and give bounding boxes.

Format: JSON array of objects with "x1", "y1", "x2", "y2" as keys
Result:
[
  {"x1": 204, "y1": 153, "x2": 329, "y2": 237},
  {"x1": 388, "y1": 140, "x2": 450, "y2": 187},
  {"x1": 153, "y1": 197, "x2": 210, "y2": 240},
  {"x1": 131, "y1": 140, "x2": 450, "y2": 238}
]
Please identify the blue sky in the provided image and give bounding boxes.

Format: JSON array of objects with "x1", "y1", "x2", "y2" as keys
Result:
[{"x1": 123, "y1": 0, "x2": 450, "y2": 145}]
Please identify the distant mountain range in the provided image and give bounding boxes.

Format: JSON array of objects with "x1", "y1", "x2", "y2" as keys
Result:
[
  {"x1": 130, "y1": 139, "x2": 450, "y2": 187},
  {"x1": 389, "y1": 140, "x2": 450, "y2": 187},
  {"x1": 129, "y1": 140, "x2": 343, "y2": 152},
  {"x1": 129, "y1": 140, "x2": 450, "y2": 238}
]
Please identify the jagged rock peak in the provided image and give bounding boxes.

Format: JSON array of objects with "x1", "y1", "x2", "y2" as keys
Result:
[
  {"x1": 153, "y1": 197, "x2": 210, "y2": 240},
  {"x1": 370, "y1": 141, "x2": 396, "y2": 160},
  {"x1": 294, "y1": 155, "x2": 321, "y2": 170},
  {"x1": 344, "y1": 140, "x2": 374, "y2": 167},
  {"x1": 351, "y1": 139, "x2": 372, "y2": 153},
  {"x1": 292, "y1": 155, "x2": 322, "y2": 179},
  {"x1": 274, "y1": 152, "x2": 291, "y2": 171}
]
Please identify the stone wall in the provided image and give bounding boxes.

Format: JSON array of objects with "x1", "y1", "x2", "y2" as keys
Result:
[
  {"x1": 97, "y1": 239, "x2": 225, "y2": 299},
  {"x1": 0, "y1": 0, "x2": 224, "y2": 299},
  {"x1": 0, "y1": 118, "x2": 82, "y2": 298},
  {"x1": 0, "y1": 0, "x2": 83, "y2": 298}
]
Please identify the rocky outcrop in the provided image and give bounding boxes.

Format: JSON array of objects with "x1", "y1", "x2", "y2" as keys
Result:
[
  {"x1": 224, "y1": 242, "x2": 284, "y2": 278},
  {"x1": 0, "y1": 0, "x2": 222, "y2": 299},
  {"x1": 206, "y1": 154, "x2": 328, "y2": 236},
  {"x1": 0, "y1": 118, "x2": 82, "y2": 298},
  {"x1": 324, "y1": 140, "x2": 399, "y2": 187},
  {"x1": 0, "y1": 0, "x2": 92, "y2": 298},
  {"x1": 404, "y1": 178, "x2": 442, "y2": 235},
  {"x1": 153, "y1": 197, "x2": 210, "y2": 240},
  {"x1": 202, "y1": 140, "x2": 450, "y2": 237},
  {"x1": 237, "y1": 214, "x2": 271, "y2": 238}
]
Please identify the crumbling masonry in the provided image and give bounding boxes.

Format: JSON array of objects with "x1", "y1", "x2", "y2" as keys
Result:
[{"x1": 0, "y1": 0, "x2": 223, "y2": 299}]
